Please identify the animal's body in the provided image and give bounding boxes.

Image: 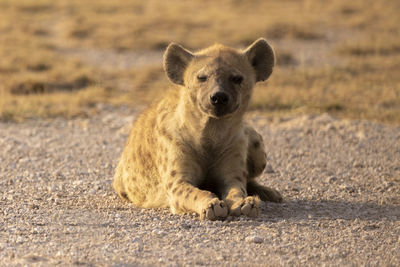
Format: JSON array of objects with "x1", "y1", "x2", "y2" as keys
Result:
[{"x1": 113, "y1": 38, "x2": 282, "y2": 220}]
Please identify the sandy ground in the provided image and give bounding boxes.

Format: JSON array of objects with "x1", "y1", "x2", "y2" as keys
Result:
[{"x1": 1, "y1": 105, "x2": 399, "y2": 266}]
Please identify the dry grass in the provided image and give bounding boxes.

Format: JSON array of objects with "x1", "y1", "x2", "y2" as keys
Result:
[{"x1": 0, "y1": 0, "x2": 399, "y2": 124}]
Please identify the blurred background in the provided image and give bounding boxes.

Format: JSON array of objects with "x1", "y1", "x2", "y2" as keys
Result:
[{"x1": 0, "y1": 0, "x2": 399, "y2": 123}]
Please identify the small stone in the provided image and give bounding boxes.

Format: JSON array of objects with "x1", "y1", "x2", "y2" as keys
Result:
[
  {"x1": 303, "y1": 128, "x2": 312, "y2": 135},
  {"x1": 28, "y1": 204, "x2": 39, "y2": 209},
  {"x1": 216, "y1": 255, "x2": 225, "y2": 261},
  {"x1": 151, "y1": 229, "x2": 166, "y2": 236},
  {"x1": 16, "y1": 236, "x2": 24, "y2": 244},
  {"x1": 19, "y1": 157, "x2": 30, "y2": 163},
  {"x1": 47, "y1": 184, "x2": 58, "y2": 192},
  {"x1": 340, "y1": 184, "x2": 355, "y2": 193},
  {"x1": 109, "y1": 233, "x2": 118, "y2": 239},
  {"x1": 73, "y1": 180, "x2": 84, "y2": 185},
  {"x1": 324, "y1": 124, "x2": 336, "y2": 132},
  {"x1": 356, "y1": 131, "x2": 366, "y2": 139},
  {"x1": 181, "y1": 223, "x2": 191, "y2": 229},
  {"x1": 353, "y1": 162, "x2": 364, "y2": 168},
  {"x1": 245, "y1": 235, "x2": 264, "y2": 243},
  {"x1": 326, "y1": 176, "x2": 338, "y2": 183}
]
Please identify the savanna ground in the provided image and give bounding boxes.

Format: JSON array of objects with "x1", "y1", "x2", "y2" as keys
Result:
[
  {"x1": 0, "y1": 0, "x2": 399, "y2": 123},
  {"x1": 1, "y1": 0, "x2": 400, "y2": 266}
]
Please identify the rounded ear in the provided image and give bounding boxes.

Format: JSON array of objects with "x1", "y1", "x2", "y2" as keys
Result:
[
  {"x1": 163, "y1": 43, "x2": 194, "y2": 85},
  {"x1": 244, "y1": 38, "x2": 275, "y2": 82}
]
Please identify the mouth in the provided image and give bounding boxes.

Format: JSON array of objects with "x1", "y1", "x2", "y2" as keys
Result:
[{"x1": 199, "y1": 103, "x2": 239, "y2": 119}]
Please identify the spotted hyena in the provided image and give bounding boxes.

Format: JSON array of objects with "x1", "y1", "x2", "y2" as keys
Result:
[{"x1": 113, "y1": 38, "x2": 282, "y2": 220}]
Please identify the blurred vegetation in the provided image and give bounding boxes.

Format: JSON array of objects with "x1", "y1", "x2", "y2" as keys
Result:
[{"x1": 0, "y1": 0, "x2": 399, "y2": 123}]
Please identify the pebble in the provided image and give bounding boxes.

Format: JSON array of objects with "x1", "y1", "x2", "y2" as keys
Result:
[
  {"x1": 152, "y1": 229, "x2": 166, "y2": 236},
  {"x1": 353, "y1": 162, "x2": 364, "y2": 168},
  {"x1": 47, "y1": 184, "x2": 58, "y2": 192},
  {"x1": 28, "y1": 204, "x2": 39, "y2": 209},
  {"x1": 88, "y1": 188, "x2": 97, "y2": 194},
  {"x1": 340, "y1": 184, "x2": 356, "y2": 193},
  {"x1": 16, "y1": 236, "x2": 24, "y2": 244},
  {"x1": 326, "y1": 176, "x2": 338, "y2": 183},
  {"x1": 245, "y1": 235, "x2": 264, "y2": 244},
  {"x1": 216, "y1": 255, "x2": 224, "y2": 261}
]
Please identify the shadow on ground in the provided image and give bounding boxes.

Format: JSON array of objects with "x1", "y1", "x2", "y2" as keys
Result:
[{"x1": 261, "y1": 199, "x2": 400, "y2": 222}]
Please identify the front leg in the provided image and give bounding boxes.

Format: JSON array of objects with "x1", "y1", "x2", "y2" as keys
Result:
[
  {"x1": 223, "y1": 177, "x2": 260, "y2": 217},
  {"x1": 161, "y1": 156, "x2": 228, "y2": 220},
  {"x1": 167, "y1": 178, "x2": 228, "y2": 220},
  {"x1": 216, "y1": 141, "x2": 260, "y2": 217}
]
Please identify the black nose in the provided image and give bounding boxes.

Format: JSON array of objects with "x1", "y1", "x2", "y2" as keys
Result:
[{"x1": 210, "y1": 92, "x2": 229, "y2": 106}]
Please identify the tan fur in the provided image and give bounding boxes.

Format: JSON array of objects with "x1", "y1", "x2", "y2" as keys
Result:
[{"x1": 113, "y1": 38, "x2": 282, "y2": 220}]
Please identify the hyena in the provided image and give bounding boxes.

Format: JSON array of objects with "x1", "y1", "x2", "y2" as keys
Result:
[{"x1": 113, "y1": 38, "x2": 282, "y2": 220}]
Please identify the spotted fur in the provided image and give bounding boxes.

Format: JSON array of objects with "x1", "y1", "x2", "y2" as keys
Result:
[{"x1": 113, "y1": 38, "x2": 282, "y2": 220}]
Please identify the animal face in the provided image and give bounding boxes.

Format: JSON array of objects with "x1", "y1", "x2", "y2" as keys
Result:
[
  {"x1": 163, "y1": 38, "x2": 275, "y2": 119},
  {"x1": 186, "y1": 51, "x2": 251, "y2": 118}
]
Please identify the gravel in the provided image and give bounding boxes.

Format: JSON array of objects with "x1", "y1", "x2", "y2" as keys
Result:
[{"x1": 1, "y1": 106, "x2": 399, "y2": 266}]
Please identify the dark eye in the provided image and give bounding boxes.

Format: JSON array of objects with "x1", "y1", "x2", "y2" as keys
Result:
[
  {"x1": 230, "y1": 75, "x2": 243, "y2": 85},
  {"x1": 197, "y1": 75, "x2": 207, "y2": 82}
]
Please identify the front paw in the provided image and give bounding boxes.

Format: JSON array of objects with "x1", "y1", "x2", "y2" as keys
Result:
[
  {"x1": 200, "y1": 198, "x2": 228, "y2": 220},
  {"x1": 229, "y1": 196, "x2": 260, "y2": 217}
]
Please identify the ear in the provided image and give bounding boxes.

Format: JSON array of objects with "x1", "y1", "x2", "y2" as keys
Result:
[
  {"x1": 244, "y1": 38, "x2": 275, "y2": 82},
  {"x1": 163, "y1": 43, "x2": 194, "y2": 85}
]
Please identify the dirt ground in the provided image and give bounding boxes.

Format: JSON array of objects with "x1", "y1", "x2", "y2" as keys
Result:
[{"x1": 1, "y1": 105, "x2": 399, "y2": 266}]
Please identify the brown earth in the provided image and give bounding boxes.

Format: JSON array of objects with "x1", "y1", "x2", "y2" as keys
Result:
[{"x1": 1, "y1": 106, "x2": 399, "y2": 266}]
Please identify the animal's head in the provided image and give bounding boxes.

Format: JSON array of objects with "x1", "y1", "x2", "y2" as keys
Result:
[{"x1": 163, "y1": 38, "x2": 275, "y2": 119}]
